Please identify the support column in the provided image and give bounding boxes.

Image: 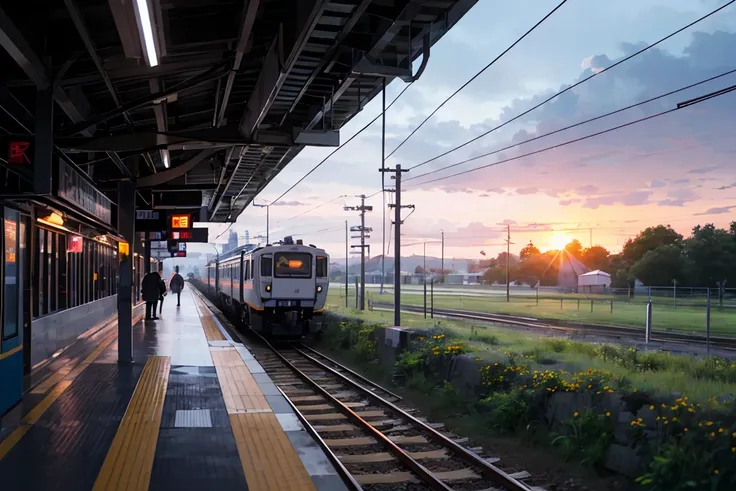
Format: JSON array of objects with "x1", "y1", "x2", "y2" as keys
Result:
[
  {"x1": 144, "y1": 236, "x2": 151, "y2": 274},
  {"x1": 117, "y1": 179, "x2": 136, "y2": 363}
]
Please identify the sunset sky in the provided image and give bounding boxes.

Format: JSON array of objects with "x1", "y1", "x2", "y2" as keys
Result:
[{"x1": 196, "y1": 0, "x2": 736, "y2": 264}]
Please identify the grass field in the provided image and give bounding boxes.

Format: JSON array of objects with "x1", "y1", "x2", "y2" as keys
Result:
[
  {"x1": 330, "y1": 286, "x2": 735, "y2": 336},
  {"x1": 325, "y1": 293, "x2": 736, "y2": 403}
]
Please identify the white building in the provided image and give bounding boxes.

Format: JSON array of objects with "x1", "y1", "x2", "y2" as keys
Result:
[{"x1": 577, "y1": 270, "x2": 611, "y2": 293}]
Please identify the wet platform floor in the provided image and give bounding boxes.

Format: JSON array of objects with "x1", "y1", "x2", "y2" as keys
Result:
[{"x1": 0, "y1": 287, "x2": 347, "y2": 491}]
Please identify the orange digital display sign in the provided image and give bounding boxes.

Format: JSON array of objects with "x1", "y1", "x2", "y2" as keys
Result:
[{"x1": 170, "y1": 214, "x2": 190, "y2": 229}]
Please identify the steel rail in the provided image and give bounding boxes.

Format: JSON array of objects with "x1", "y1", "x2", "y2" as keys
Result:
[
  {"x1": 250, "y1": 332, "x2": 454, "y2": 491},
  {"x1": 295, "y1": 343, "x2": 403, "y2": 401},
  {"x1": 289, "y1": 346, "x2": 532, "y2": 491},
  {"x1": 276, "y1": 386, "x2": 364, "y2": 491}
]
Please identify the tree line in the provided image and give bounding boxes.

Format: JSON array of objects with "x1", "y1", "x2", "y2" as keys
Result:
[{"x1": 476, "y1": 222, "x2": 736, "y2": 288}]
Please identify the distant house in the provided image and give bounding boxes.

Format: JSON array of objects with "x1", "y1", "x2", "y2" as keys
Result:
[
  {"x1": 446, "y1": 272, "x2": 484, "y2": 285},
  {"x1": 578, "y1": 270, "x2": 611, "y2": 293}
]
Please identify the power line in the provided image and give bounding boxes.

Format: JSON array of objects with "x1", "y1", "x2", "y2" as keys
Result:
[
  {"x1": 270, "y1": 83, "x2": 413, "y2": 205},
  {"x1": 408, "y1": 0, "x2": 735, "y2": 171},
  {"x1": 405, "y1": 67, "x2": 736, "y2": 182},
  {"x1": 405, "y1": 83, "x2": 736, "y2": 188},
  {"x1": 273, "y1": 194, "x2": 348, "y2": 225},
  {"x1": 385, "y1": 0, "x2": 570, "y2": 160}
]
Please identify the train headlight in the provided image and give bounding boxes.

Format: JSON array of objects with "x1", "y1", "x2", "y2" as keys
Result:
[
  {"x1": 265, "y1": 284, "x2": 271, "y2": 292},
  {"x1": 316, "y1": 285, "x2": 323, "y2": 293}
]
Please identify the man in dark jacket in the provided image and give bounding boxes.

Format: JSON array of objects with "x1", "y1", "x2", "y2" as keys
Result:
[
  {"x1": 169, "y1": 266, "x2": 185, "y2": 307},
  {"x1": 142, "y1": 269, "x2": 164, "y2": 320}
]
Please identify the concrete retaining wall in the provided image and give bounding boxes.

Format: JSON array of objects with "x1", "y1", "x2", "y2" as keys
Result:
[{"x1": 31, "y1": 296, "x2": 144, "y2": 367}]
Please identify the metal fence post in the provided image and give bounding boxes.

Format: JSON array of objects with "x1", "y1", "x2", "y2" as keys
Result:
[
  {"x1": 645, "y1": 289, "x2": 653, "y2": 344},
  {"x1": 590, "y1": 299, "x2": 594, "y2": 312},
  {"x1": 423, "y1": 278, "x2": 427, "y2": 318},
  {"x1": 430, "y1": 278, "x2": 434, "y2": 319},
  {"x1": 706, "y1": 287, "x2": 711, "y2": 356},
  {"x1": 536, "y1": 285, "x2": 539, "y2": 306},
  {"x1": 610, "y1": 300, "x2": 613, "y2": 314},
  {"x1": 560, "y1": 298, "x2": 563, "y2": 310}
]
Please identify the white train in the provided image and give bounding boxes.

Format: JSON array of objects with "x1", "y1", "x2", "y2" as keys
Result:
[{"x1": 204, "y1": 236, "x2": 329, "y2": 337}]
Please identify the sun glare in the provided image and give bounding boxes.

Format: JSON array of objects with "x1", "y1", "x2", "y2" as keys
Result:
[{"x1": 547, "y1": 233, "x2": 572, "y2": 251}]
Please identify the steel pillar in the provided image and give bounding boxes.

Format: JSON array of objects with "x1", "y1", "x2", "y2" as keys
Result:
[
  {"x1": 144, "y1": 236, "x2": 152, "y2": 274},
  {"x1": 117, "y1": 179, "x2": 136, "y2": 363}
]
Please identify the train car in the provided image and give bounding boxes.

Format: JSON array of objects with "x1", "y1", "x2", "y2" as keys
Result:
[{"x1": 205, "y1": 236, "x2": 329, "y2": 338}]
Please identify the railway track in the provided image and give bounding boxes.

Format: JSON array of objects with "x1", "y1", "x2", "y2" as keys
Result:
[
  {"x1": 371, "y1": 302, "x2": 736, "y2": 351},
  {"x1": 250, "y1": 339, "x2": 541, "y2": 491},
  {"x1": 191, "y1": 288, "x2": 543, "y2": 491}
]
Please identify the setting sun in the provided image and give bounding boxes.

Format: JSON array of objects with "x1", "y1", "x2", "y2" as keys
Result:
[{"x1": 547, "y1": 232, "x2": 572, "y2": 251}]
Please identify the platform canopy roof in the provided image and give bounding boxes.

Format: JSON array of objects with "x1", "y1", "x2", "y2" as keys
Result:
[{"x1": 0, "y1": 0, "x2": 477, "y2": 224}]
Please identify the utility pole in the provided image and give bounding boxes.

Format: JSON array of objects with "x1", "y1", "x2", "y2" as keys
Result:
[
  {"x1": 380, "y1": 79, "x2": 386, "y2": 296},
  {"x1": 253, "y1": 203, "x2": 270, "y2": 244},
  {"x1": 381, "y1": 164, "x2": 413, "y2": 326},
  {"x1": 344, "y1": 196, "x2": 372, "y2": 310},
  {"x1": 345, "y1": 220, "x2": 348, "y2": 308}
]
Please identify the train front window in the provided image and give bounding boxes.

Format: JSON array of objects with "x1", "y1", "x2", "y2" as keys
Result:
[
  {"x1": 274, "y1": 252, "x2": 312, "y2": 278},
  {"x1": 316, "y1": 256, "x2": 327, "y2": 278},
  {"x1": 260, "y1": 256, "x2": 272, "y2": 276}
]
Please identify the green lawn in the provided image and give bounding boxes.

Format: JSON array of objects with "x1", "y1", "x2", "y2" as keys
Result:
[{"x1": 329, "y1": 287, "x2": 736, "y2": 336}]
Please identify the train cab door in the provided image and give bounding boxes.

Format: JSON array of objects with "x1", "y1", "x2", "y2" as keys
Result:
[{"x1": 0, "y1": 207, "x2": 27, "y2": 415}]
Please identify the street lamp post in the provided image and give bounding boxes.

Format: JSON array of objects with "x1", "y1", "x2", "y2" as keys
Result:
[{"x1": 253, "y1": 203, "x2": 270, "y2": 244}]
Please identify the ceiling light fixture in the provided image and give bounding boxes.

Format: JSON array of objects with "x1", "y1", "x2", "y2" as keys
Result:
[
  {"x1": 133, "y1": 0, "x2": 159, "y2": 67},
  {"x1": 161, "y1": 149, "x2": 170, "y2": 168}
]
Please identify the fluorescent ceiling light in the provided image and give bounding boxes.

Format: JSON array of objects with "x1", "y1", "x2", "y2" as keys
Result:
[
  {"x1": 161, "y1": 149, "x2": 170, "y2": 168},
  {"x1": 134, "y1": 0, "x2": 159, "y2": 67}
]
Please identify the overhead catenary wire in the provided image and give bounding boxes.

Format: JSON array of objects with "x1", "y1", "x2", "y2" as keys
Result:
[
  {"x1": 405, "y1": 67, "x2": 736, "y2": 182},
  {"x1": 269, "y1": 83, "x2": 413, "y2": 205},
  {"x1": 406, "y1": 83, "x2": 736, "y2": 188},
  {"x1": 408, "y1": 0, "x2": 736, "y2": 171},
  {"x1": 385, "y1": 0, "x2": 570, "y2": 160}
]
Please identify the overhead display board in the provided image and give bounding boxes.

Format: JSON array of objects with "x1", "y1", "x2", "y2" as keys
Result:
[
  {"x1": 170, "y1": 214, "x2": 190, "y2": 229},
  {"x1": 136, "y1": 210, "x2": 168, "y2": 232}
]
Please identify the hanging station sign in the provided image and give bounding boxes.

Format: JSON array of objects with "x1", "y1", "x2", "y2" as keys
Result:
[{"x1": 56, "y1": 159, "x2": 113, "y2": 226}]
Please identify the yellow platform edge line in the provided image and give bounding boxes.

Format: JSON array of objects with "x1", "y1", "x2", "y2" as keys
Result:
[
  {"x1": 210, "y1": 347, "x2": 316, "y2": 491},
  {"x1": 92, "y1": 356, "x2": 171, "y2": 491},
  {"x1": 192, "y1": 293, "x2": 226, "y2": 342}
]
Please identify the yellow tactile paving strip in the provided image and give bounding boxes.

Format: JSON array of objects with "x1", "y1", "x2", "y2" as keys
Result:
[
  {"x1": 211, "y1": 348, "x2": 270, "y2": 412},
  {"x1": 230, "y1": 412, "x2": 318, "y2": 491},
  {"x1": 91, "y1": 356, "x2": 171, "y2": 491},
  {"x1": 210, "y1": 346, "x2": 317, "y2": 491},
  {"x1": 193, "y1": 294, "x2": 225, "y2": 341}
]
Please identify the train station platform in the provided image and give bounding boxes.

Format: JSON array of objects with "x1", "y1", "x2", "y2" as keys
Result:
[{"x1": 0, "y1": 287, "x2": 347, "y2": 491}]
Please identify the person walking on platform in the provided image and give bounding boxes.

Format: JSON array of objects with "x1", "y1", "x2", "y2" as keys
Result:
[
  {"x1": 169, "y1": 266, "x2": 185, "y2": 307},
  {"x1": 142, "y1": 269, "x2": 163, "y2": 321}
]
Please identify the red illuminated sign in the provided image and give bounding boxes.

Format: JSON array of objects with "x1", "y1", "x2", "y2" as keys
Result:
[
  {"x1": 8, "y1": 141, "x2": 31, "y2": 165},
  {"x1": 68, "y1": 235, "x2": 83, "y2": 253},
  {"x1": 171, "y1": 231, "x2": 192, "y2": 240},
  {"x1": 170, "y1": 214, "x2": 190, "y2": 229}
]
